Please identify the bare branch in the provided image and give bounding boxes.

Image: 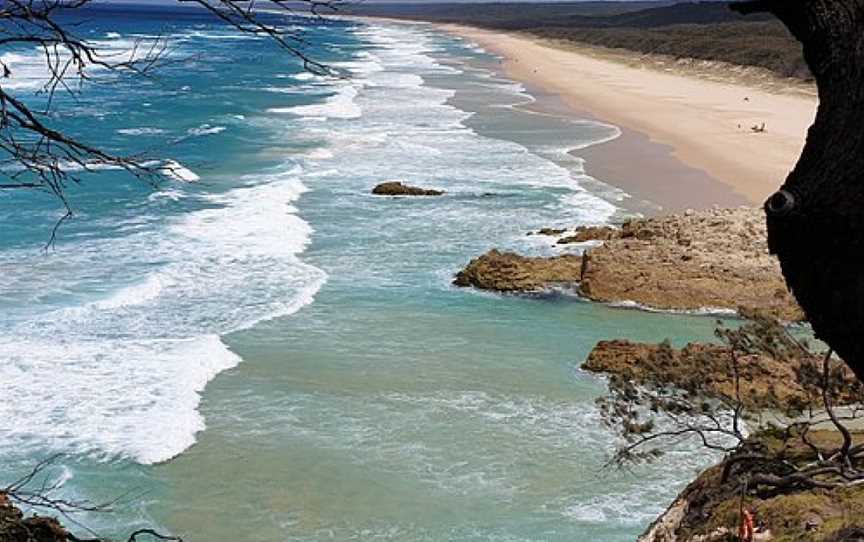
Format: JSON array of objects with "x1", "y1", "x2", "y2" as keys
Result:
[
  {"x1": 4, "y1": 456, "x2": 181, "y2": 542},
  {"x1": 0, "y1": 0, "x2": 337, "y2": 236}
]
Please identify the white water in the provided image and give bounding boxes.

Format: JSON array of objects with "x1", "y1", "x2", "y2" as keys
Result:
[{"x1": 0, "y1": 168, "x2": 326, "y2": 464}]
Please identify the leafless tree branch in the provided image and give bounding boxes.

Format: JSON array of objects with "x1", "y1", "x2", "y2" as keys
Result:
[
  {"x1": 0, "y1": 0, "x2": 340, "y2": 236},
  {"x1": 3, "y1": 455, "x2": 181, "y2": 542},
  {"x1": 598, "y1": 313, "x2": 864, "y2": 495}
]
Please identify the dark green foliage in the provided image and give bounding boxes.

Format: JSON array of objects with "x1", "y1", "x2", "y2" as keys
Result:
[
  {"x1": 347, "y1": 1, "x2": 809, "y2": 80},
  {"x1": 343, "y1": 1, "x2": 678, "y2": 26},
  {"x1": 531, "y1": 21, "x2": 809, "y2": 79}
]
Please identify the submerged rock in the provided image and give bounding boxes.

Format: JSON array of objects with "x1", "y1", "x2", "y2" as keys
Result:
[
  {"x1": 371, "y1": 181, "x2": 444, "y2": 196},
  {"x1": 453, "y1": 249, "x2": 582, "y2": 292},
  {"x1": 528, "y1": 227, "x2": 567, "y2": 236}
]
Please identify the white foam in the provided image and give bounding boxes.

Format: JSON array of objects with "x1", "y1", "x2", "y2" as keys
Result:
[
  {"x1": 147, "y1": 188, "x2": 186, "y2": 203},
  {"x1": 54, "y1": 160, "x2": 124, "y2": 173},
  {"x1": 305, "y1": 148, "x2": 335, "y2": 160},
  {"x1": 561, "y1": 489, "x2": 677, "y2": 527},
  {"x1": 1, "y1": 35, "x2": 176, "y2": 93},
  {"x1": 117, "y1": 127, "x2": 166, "y2": 136},
  {"x1": 290, "y1": 72, "x2": 317, "y2": 81},
  {"x1": 158, "y1": 160, "x2": 200, "y2": 183},
  {"x1": 608, "y1": 300, "x2": 739, "y2": 317},
  {"x1": 187, "y1": 124, "x2": 226, "y2": 136},
  {"x1": 559, "y1": 190, "x2": 618, "y2": 225},
  {"x1": 260, "y1": 86, "x2": 307, "y2": 94},
  {"x1": 0, "y1": 52, "x2": 52, "y2": 91},
  {"x1": 0, "y1": 334, "x2": 241, "y2": 464},
  {"x1": 90, "y1": 273, "x2": 175, "y2": 311},
  {"x1": 0, "y1": 166, "x2": 326, "y2": 464},
  {"x1": 269, "y1": 84, "x2": 361, "y2": 120},
  {"x1": 180, "y1": 29, "x2": 262, "y2": 41}
]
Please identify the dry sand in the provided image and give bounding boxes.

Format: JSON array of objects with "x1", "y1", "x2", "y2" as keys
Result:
[{"x1": 441, "y1": 24, "x2": 819, "y2": 207}]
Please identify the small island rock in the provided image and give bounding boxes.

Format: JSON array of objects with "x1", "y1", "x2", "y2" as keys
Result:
[{"x1": 372, "y1": 181, "x2": 444, "y2": 196}]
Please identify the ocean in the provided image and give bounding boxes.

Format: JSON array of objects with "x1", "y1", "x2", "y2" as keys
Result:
[{"x1": 1, "y1": 5, "x2": 722, "y2": 541}]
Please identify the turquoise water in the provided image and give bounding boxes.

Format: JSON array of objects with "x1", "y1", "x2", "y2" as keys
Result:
[{"x1": 1, "y1": 7, "x2": 723, "y2": 541}]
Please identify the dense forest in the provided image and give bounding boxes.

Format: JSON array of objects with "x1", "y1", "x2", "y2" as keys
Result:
[{"x1": 346, "y1": 1, "x2": 809, "y2": 79}]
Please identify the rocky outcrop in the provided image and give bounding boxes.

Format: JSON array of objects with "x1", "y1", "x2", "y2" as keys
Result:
[
  {"x1": 557, "y1": 226, "x2": 619, "y2": 244},
  {"x1": 371, "y1": 181, "x2": 444, "y2": 196},
  {"x1": 583, "y1": 339, "x2": 859, "y2": 411},
  {"x1": 453, "y1": 249, "x2": 582, "y2": 292},
  {"x1": 457, "y1": 208, "x2": 804, "y2": 320},
  {"x1": 0, "y1": 494, "x2": 66, "y2": 542},
  {"x1": 580, "y1": 207, "x2": 803, "y2": 321},
  {"x1": 637, "y1": 445, "x2": 864, "y2": 542},
  {"x1": 638, "y1": 478, "x2": 709, "y2": 542}
]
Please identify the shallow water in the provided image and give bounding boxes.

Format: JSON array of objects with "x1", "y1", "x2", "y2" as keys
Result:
[{"x1": 1, "y1": 8, "x2": 724, "y2": 541}]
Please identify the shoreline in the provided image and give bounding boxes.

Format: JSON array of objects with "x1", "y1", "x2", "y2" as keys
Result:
[
  {"x1": 438, "y1": 23, "x2": 818, "y2": 209},
  {"x1": 510, "y1": 83, "x2": 751, "y2": 213}
]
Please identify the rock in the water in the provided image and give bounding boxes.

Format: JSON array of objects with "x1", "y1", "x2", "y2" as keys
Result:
[
  {"x1": 580, "y1": 207, "x2": 804, "y2": 320},
  {"x1": 371, "y1": 181, "x2": 444, "y2": 196},
  {"x1": 453, "y1": 249, "x2": 582, "y2": 292}
]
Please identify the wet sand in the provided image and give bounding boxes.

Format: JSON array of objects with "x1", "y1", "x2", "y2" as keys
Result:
[{"x1": 441, "y1": 24, "x2": 818, "y2": 209}]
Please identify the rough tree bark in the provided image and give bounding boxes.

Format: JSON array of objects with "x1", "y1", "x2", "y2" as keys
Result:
[{"x1": 729, "y1": 0, "x2": 864, "y2": 381}]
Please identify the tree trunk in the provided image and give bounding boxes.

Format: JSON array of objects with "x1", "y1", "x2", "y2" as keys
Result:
[{"x1": 729, "y1": 0, "x2": 864, "y2": 381}]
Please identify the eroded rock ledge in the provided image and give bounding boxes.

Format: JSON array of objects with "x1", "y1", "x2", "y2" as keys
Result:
[
  {"x1": 453, "y1": 249, "x2": 582, "y2": 292},
  {"x1": 457, "y1": 208, "x2": 804, "y2": 320},
  {"x1": 582, "y1": 339, "x2": 860, "y2": 412},
  {"x1": 372, "y1": 181, "x2": 444, "y2": 196}
]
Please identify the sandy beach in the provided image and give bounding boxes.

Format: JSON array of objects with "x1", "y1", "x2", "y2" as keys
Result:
[{"x1": 442, "y1": 24, "x2": 819, "y2": 208}]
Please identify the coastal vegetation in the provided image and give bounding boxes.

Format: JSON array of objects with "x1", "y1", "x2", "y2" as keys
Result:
[
  {"x1": 585, "y1": 312, "x2": 864, "y2": 540},
  {"x1": 347, "y1": 1, "x2": 809, "y2": 80}
]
